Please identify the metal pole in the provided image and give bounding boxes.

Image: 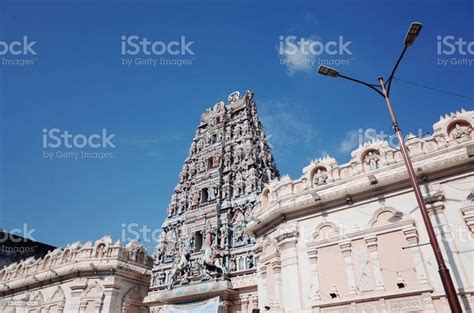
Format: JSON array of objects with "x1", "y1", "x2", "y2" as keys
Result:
[{"x1": 378, "y1": 77, "x2": 462, "y2": 313}]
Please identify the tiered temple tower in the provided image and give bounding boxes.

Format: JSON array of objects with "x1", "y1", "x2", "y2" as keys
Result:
[{"x1": 145, "y1": 90, "x2": 279, "y2": 311}]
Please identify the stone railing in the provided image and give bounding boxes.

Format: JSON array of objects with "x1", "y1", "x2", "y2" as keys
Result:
[{"x1": 0, "y1": 236, "x2": 152, "y2": 292}]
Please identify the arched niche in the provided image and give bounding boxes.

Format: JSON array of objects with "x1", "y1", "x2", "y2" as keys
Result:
[
  {"x1": 369, "y1": 207, "x2": 404, "y2": 228},
  {"x1": 310, "y1": 166, "x2": 329, "y2": 188},
  {"x1": 312, "y1": 222, "x2": 340, "y2": 241},
  {"x1": 361, "y1": 149, "x2": 381, "y2": 172},
  {"x1": 446, "y1": 119, "x2": 472, "y2": 140}
]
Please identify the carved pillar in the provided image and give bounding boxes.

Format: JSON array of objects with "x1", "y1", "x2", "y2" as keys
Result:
[
  {"x1": 240, "y1": 295, "x2": 249, "y2": 313},
  {"x1": 250, "y1": 295, "x2": 258, "y2": 313},
  {"x1": 365, "y1": 236, "x2": 385, "y2": 291},
  {"x1": 257, "y1": 265, "x2": 268, "y2": 310},
  {"x1": 69, "y1": 279, "x2": 87, "y2": 312},
  {"x1": 403, "y1": 226, "x2": 429, "y2": 286},
  {"x1": 427, "y1": 197, "x2": 468, "y2": 288},
  {"x1": 339, "y1": 242, "x2": 357, "y2": 295},
  {"x1": 276, "y1": 227, "x2": 302, "y2": 312},
  {"x1": 421, "y1": 292, "x2": 436, "y2": 313},
  {"x1": 102, "y1": 284, "x2": 120, "y2": 312},
  {"x1": 271, "y1": 259, "x2": 282, "y2": 308},
  {"x1": 307, "y1": 249, "x2": 321, "y2": 301}
]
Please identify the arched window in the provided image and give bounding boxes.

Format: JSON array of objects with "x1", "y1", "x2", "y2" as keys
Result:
[
  {"x1": 194, "y1": 232, "x2": 203, "y2": 251},
  {"x1": 201, "y1": 188, "x2": 209, "y2": 203}
]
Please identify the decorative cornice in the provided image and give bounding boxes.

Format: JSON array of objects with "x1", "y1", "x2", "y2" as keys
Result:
[{"x1": 248, "y1": 139, "x2": 473, "y2": 234}]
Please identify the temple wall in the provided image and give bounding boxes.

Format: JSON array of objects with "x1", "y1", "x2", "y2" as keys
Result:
[
  {"x1": 251, "y1": 109, "x2": 474, "y2": 312},
  {"x1": 0, "y1": 237, "x2": 152, "y2": 313}
]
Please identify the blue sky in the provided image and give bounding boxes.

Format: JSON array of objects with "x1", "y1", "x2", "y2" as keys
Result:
[{"x1": 1, "y1": 0, "x2": 473, "y2": 250}]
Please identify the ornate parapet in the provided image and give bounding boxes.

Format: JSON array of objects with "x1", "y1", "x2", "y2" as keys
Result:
[
  {"x1": 249, "y1": 109, "x2": 474, "y2": 235},
  {"x1": 0, "y1": 237, "x2": 152, "y2": 296}
]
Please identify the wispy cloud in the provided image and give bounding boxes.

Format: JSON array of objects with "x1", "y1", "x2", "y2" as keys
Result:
[
  {"x1": 337, "y1": 128, "x2": 387, "y2": 154},
  {"x1": 278, "y1": 11, "x2": 321, "y2": 76},
  {"x1": 259, "y1": 100, "x2": 318, "y2": 152},
  {"x1": 277, "y1": 36, "x2": 318, "y2": 76},
  {"x1": 337, "y1": 129, "x2": 361, "y2": 154}
]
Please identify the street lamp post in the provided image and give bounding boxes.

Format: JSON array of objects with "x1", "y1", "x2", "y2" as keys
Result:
[{"x1": 317, "y1": 22, "x2": 463, "y2": 313}]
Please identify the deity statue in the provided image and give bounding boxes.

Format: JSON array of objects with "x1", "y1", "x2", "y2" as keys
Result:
[
  {"x1": 233, "y1": 180, "x2": 242, "y2": 197},
  {"x1": 198, "y1": 225, "x2": 227, "y2": 280},
  {"x1": 214, "y1": 101, "x2": 224, "y2": 113},
  {"x1": 364, "y1": 151, "x2": 380, "y2": 171},
  {"x1": 164, "y1": 228, "x2": 177, "y2": 257},
  {"x1": 245, "y1": 90, "x2": 254, "y2": 102},
  {"x1": 209, "y1": 186, "x2": 219, "y2": 200},
  {"x1": 154, "y1": 271, "x2": 166, "y2": 286},
  {"x1": 198, "y1": 160, "x2": 206, "y2": 172},
  {"x1": 219, "y1": 223, "x2": 230, "y2": 248},
  {"x1": 182, "y1": 232, "x2": 193, "y2": 253},
  {"x1": 221, "y1": 182, "x2": 230, "y2": 199},
  {"x1": 313, "y1": 168, "x2": 328, "y2": 186},
  {"x1": 191, "y1": 191, "x2": 200, "y2": 206},
  {"x1": 168, "y1": 251, "x2": 191, "y2": 289},
  {"x1": 452, "y1": 123, "x2": 472, "y2": 139},
  {"x1": 188, "y1": 162, "x2": 196, "y2": 179},
  {"x1": 246, "y1": 253, "x2": 254, "y2": 269},
  {"x1": 212, "y1": 154, "x2": 220, "y2": 168},
  {"x1": 177, "y1": 199, "x2": 186, "y2": 214},
  {"x1": 229, "y1": 256, "x2": 237, "y2": 272},
  {"x1": 225, "y1": 152, "x2": 232, "y2": 168},
  {"x1": 153, "y1": 241, "x2": 165, "y2": 266},
  {"x1": 231, "y1": 208, "x2": 247, "y2": 245}
]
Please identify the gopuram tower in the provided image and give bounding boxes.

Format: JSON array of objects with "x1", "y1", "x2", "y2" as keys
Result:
[{"x1": 145, "y1": 90, "x2": 279, "y2": 312}]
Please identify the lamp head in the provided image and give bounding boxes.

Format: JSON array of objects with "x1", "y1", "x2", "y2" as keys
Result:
[
  {"x1": 317, "y1": 65, "x2": 339, "y2": 78},
  {"x1": 404, "y1": 22, "x2": 423, "y2": 46}
]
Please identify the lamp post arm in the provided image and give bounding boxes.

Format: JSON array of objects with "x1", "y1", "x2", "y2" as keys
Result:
[
  {"x1": 386, "y1": 45, "x2": 408, "y2": 96},
  {"x1": 338, "y1": 74, "x2": 385, "y2": 98}
]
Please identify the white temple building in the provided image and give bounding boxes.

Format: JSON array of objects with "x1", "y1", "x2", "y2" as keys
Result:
[{"x1": 1, "y1": 91, "x2": 473, "y2": 313}]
